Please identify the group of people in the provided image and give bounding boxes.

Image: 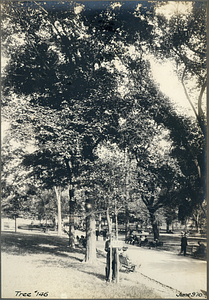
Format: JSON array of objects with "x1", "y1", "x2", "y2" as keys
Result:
[
  {"x1": 96, "y1": 229, "x2": 108, "y2": 241},
  {"x1": 125, "y1": 231, "x2": 148, "y2": 246},
  {"x1": 76, "y1": 235, "x2": 86, "y2": 247},
  {"x1": 180, "y1": 232, "x2": 206, "y2": 258}
]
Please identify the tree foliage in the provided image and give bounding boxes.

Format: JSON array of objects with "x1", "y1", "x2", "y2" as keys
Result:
[
  {"x1": 152, "y1": 1, "x2": 206, "y2": 133},
  {"x1": 1, "y1": 1, "x2": 206, "y2": 242}
]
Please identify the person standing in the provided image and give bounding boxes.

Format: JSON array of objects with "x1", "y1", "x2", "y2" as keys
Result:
[
  {"x1": 180, "y1": 232, "x2": 188, "y2": 256},
  {"x1": 103, "y1": 230, "x2": 107, "y2": 241},
  {"x1": 96, "y1": 230, "x2": 99, "y2": 241}
]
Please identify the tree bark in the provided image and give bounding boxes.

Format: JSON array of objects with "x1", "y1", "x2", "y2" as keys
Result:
[
  {"x1": 85, "y1": 212, "x2": 96, "y2": 263},
  {"x1": 107, "y1": 207, "x2": 111, "y2": 234},
  {"x1": 98, "y1": 213, "x2": 102, "y2": 232},
  {"x1": 45, "y1": 216, "x2": 48, "y2": 233},
  {"x1": 68, "y1": 184, "x2": 75, "y2": 248},
  {"x1": 14, "y1": 216, "x2": 17, "y2": 233},
  {"x1": 124, "y1": 148, "x2": 130, "y2": 240},
  {"x1": 125, "y1": 208, "x2": 129, "y2": 240},
  {"x1": 172, "y1": 222, "x2": 175, "y2": 231},
  {"x1": 184, "y1": 219, "x2": 187, "y2": 232},
  {"x1": 149, "y1": 211, "x2": 159, "y2": 240},
  {"x1": 54, "y1": 186, "x2": 62, "y2": 236},
  {"x1": 197, "y1": 78, "x2": 207, "y2": 120},
  {"x1": 115, "y1": 211, "x2": 119, "y2": 283},
  {"x1": 193, "y1": 214, "x2": 199, "y2": 233},
  {"x1": 69, "y1": 225, "x2": 75, "y2": 248},
  {"x1": 181, "y1": 67, "x2": 198, "y2": 119},
  {"x1": 166, "y1": 219, "x2": 170, "y2": 233},
  {"x1": 195, "y1": 220, "x2": 199, "y2": 233},
  {"x1": 106, "y1": 207, "x2": 113, "y2": 281},
  {"x1": 109, "y1": 233, "x2": 112, "y2": 282}
]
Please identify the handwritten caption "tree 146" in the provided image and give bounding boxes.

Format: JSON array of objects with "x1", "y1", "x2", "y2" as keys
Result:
[{"x1": 15, "y1": 291, "x2": 49, "y2": 297}]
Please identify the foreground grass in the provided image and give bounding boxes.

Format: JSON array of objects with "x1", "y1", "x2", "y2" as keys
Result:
[{"x1": 2, "y1": 231, "x2": 163, "y2": 299}]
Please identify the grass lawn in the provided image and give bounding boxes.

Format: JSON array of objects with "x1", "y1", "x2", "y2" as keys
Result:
[{"x1": 1, "y1": 231, "x2": 173, "y2": 299}]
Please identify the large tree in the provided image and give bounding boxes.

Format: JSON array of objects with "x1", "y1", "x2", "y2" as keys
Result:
[
  {"x1": 1, "y1": 1, "x2": 156, "y2": 258},
  {"x1": 2, "y1": 1, "x2": 206, "y2": 256}
]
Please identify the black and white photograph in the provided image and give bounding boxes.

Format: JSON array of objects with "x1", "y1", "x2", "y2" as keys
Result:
[{"x1": 1, "y1": 1, "x2": 207, "y2": 298}]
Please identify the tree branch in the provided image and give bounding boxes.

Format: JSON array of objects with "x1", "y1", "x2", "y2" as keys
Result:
[
  {"x1": 199, "y1": 201, "x2": 206, "y2": 218},
  {"x1": 141, "y1": 194, "x2": 149, "y2": 207},
  {"x1": 184, "y1": 40, "x2": 206, "y2": 57},
  {"x1": 181, "y1": 67, "x2": 198, "y2": 119},
  {"x1": 33, "y1": 1, "x2": 48, "y2": 14},
  {"x1": 173, "y1": 47, "x2": 203, "y2": 79},
  {"x1": 197, "y1": 76, "x2": 207, "y2": 118}
]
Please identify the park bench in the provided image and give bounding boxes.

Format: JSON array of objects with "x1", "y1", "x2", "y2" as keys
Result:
[
  {"x1": 148, "y1": 241, "x2": 164, "y2": 248},
  {"x1": 189, "y1": 243, "x2": 206, "y2": 259}
]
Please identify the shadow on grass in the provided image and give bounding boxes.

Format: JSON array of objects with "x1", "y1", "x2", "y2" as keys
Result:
[
  {"x1": 29, "y1": 249, "x2": 107, "y2": 283},
  {"x1": 40, "y1": 256, "x2": 106, "y2": 281},
  {"x1": 80, "y1": 269, "x2": 106, "y2": 281},
  {"x1": 2, "y1": 232, "x2": 110, "y2": 283},
  {"x1": 1, "y1": 231, "x2": 85, "y2": 259}
]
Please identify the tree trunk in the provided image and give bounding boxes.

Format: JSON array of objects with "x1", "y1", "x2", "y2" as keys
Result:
[
  {"x1": 149, "y1": 211, "x2": 159, "y2": 240},
  {"x1": 172, "y1": 222, "x2": 175, "y2": 231},
  {"x1": 195, "y1": 220, "x2": 199, "y2": 233},
  {"x1": 125, "y1": 208, "x2": 129, "y2": 240},
  {"x1": 124, "y1": 148, "x2": 130, "y2": 240},
  {"x1": 106, "y1": 207, "x2": 113, "y2": 282},
  {"x1": 107, "y1": 207, "x2": 111, "y2": 234},
  {"x1": 98, "y1": 213, "x2": 102, "y2": 232},
  {"x1": 69, "y1": 224, "x2": 75, "y2": 247},
  {"x1": 46, "y1": 216, "x2": 48, "y2": 233},
  {"x1": 194, "y1": 214, "x2": 199, "y2": 233},
  {"x1": 184, "y1": 219, "x2": 187, "y2": 232},
  {"x1": 166, "y1": 219, "x2": 170, "y2": 233},
  {"x1": 54, "y1": 186, "x2": 62, "y2": 236},
  {"x1": 68, "y1": 184, "x2": 75, "y2": 248},
  {"x1": 14, "y1": 216, "x2": 17, "y2": 233},
  {"x1": 85, "y1": 213, "x2": 96, "y2": 263},
  {"x1": 109, "y1": 233, "x2": 112, "y2": 282},
  {"x1": 115, "y1": 212, "x2": 119, "y2": 283}
]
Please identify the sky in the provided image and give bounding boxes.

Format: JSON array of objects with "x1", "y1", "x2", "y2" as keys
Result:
[
  {"x1": 149, "y1": 57, "x2": 195, "y2": 117},
  {"x1": 151, "y1": 1, "x2": 204, "y2": 118}
]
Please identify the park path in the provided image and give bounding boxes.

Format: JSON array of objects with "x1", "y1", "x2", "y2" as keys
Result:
[
  {"x1": 96, "y1": 239, "x2": 207, "y2": 297},
  {"x1": 127, "y1": 245, "x2": 207, "y2": 295}
]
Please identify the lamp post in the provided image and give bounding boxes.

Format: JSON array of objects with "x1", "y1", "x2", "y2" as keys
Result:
[
  {"x1": 69, "y1": 183, "x2": 75, "y2": 247},
  {"x1": 85, "y1": 190, "x2": 96, "y2": 263},
  {"x1": 67, "y1": 156, "x2": 76, "y2": 248}
]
